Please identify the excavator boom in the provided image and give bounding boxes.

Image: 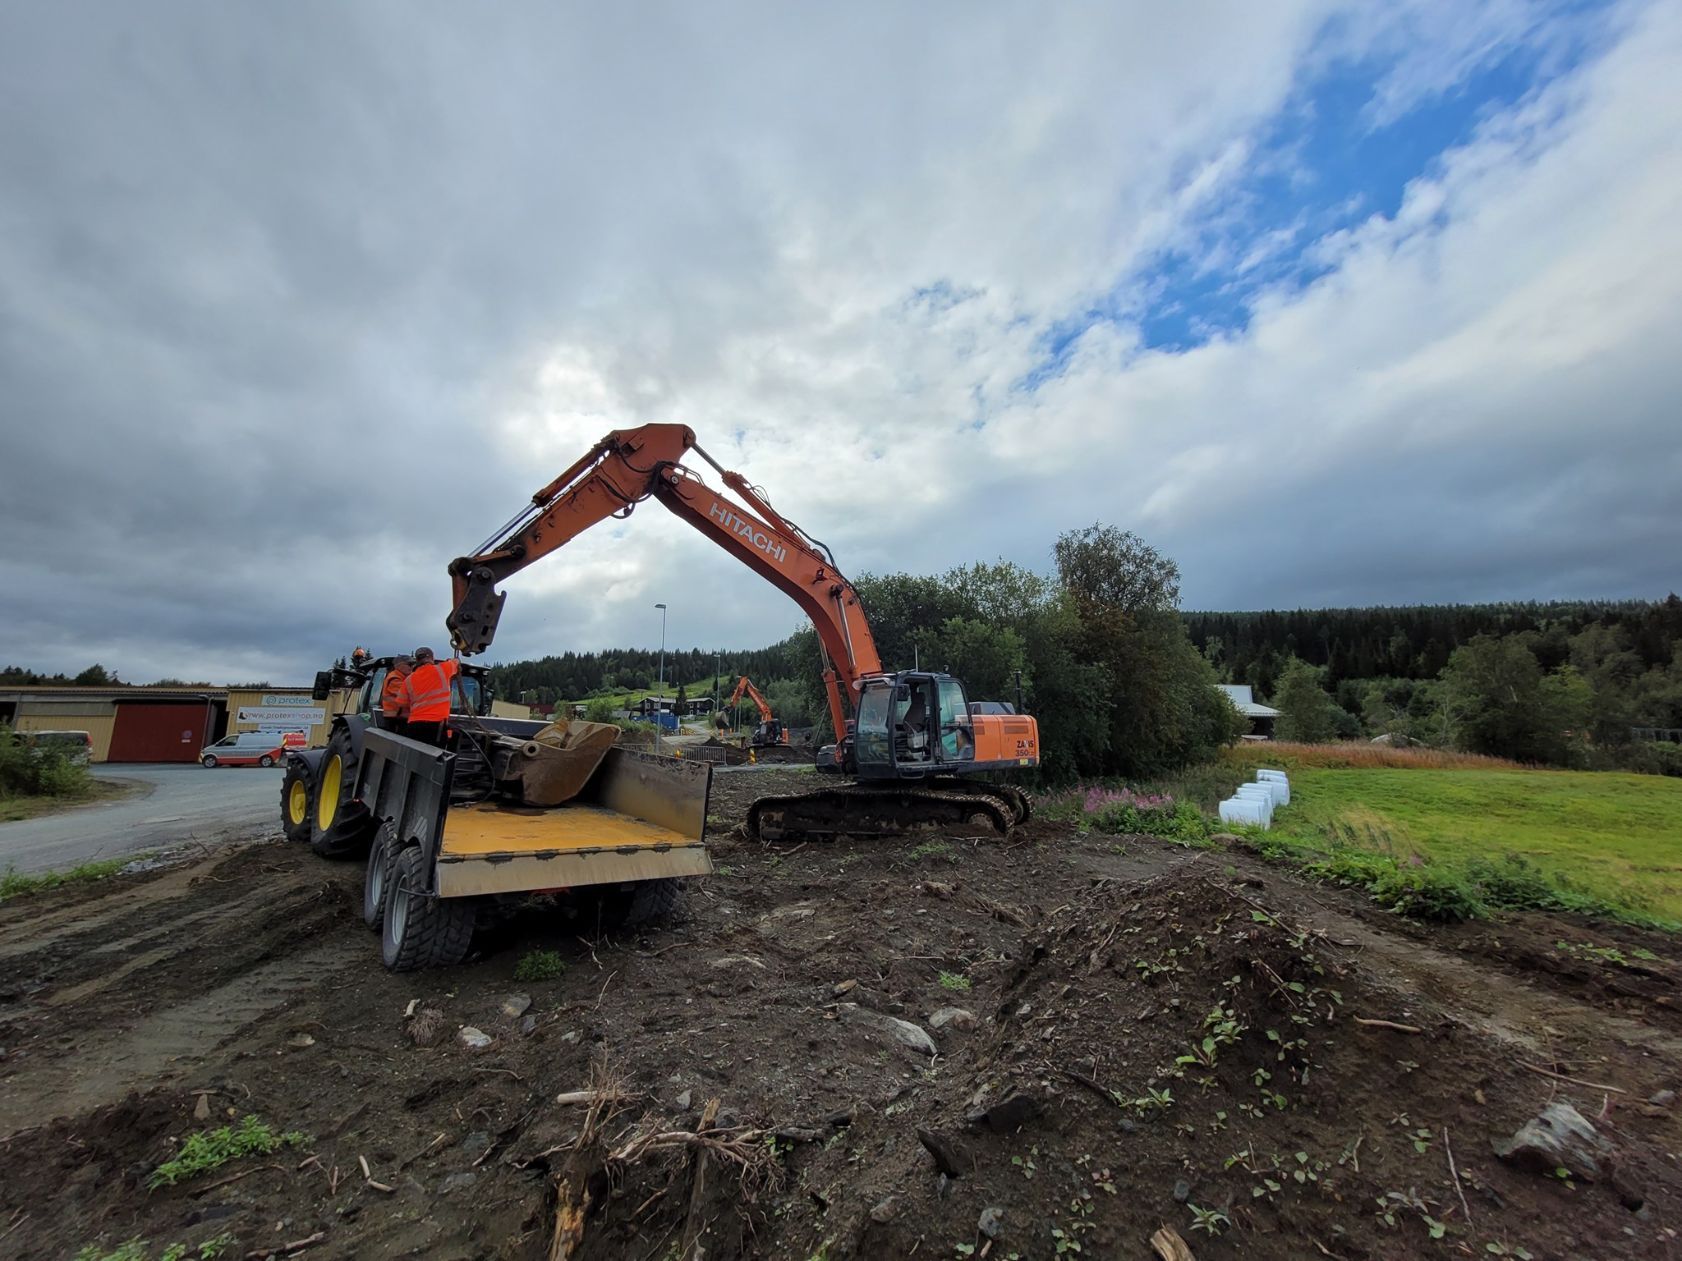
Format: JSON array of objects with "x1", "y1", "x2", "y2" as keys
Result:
[{"x1": 448, "y1": 424, "x2": 879, "y2": 745}]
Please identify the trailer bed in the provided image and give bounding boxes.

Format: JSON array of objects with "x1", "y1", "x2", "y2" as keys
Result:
[{"x1": 436, "y1": 800, "x2": 711, "y2": 897}]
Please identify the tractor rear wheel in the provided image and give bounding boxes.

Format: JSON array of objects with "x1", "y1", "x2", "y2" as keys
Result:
[
  {"x1": 279, "y1": 758, "x2": 315, "y2": 843},
  {"x1": 309, "y1": 727, "x2": 376, "y2": 860},
  {"x1": 380, "y1": 846, "x2": 474, "y2": 971}
]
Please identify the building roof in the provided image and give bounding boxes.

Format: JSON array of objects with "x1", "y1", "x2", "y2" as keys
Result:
[
  {"x1": 1217, "y1": 684, "x2": 1281, "y2": 719},
  {"x1": 0, "y1": 685, "x2": 314, "y2": 703}
]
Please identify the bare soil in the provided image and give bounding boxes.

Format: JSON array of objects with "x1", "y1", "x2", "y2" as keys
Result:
[{"x1": 2, "y1": 768, "x2": 1679, "y2": 1260}]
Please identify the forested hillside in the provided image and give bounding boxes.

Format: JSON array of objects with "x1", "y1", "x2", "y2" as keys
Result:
[
  {"x1": 488, "y1": 589, "x2": 1682, "y2": 776},
  {"x1": 1184, "y1": 598, "x2": 1682, "y2": 695}
]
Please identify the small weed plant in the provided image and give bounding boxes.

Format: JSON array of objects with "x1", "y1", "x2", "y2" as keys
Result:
[
  {"x1": 76, "y1": 1237, "x2": 234, "y2": 1261},
  {"x1": 937, "y1": 970, "x2": 971, "y2": 991},
  {"x1": 514, "y1": 949, "x2": 566, "y2": 982},
  {"x1": 148, "y1": 1115, "x2": 306, "y2": 1190},
  {"x1": 1186, "y1": 1204, "x2": 1230, "y2": 1236}
]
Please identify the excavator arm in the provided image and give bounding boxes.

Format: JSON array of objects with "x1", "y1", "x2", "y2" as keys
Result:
[
  {"x1": 725, "y1": 675, "x2": 776, "y2": 724},
  {"x1": 447, "y1": 424, "x2": 883, "y2": 742}
]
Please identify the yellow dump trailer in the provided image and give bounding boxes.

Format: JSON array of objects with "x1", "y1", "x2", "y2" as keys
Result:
[{"x1": 354, "y1": 727, "x2": 712, "y2": 970}]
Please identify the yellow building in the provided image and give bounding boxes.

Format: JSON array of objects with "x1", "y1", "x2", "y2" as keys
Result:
[{"x1": 0, "y1": 685, "x2": 348, "y2": 763}]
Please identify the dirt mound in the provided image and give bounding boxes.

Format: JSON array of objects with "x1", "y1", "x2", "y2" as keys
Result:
[{"x1": 556, "y1": 872, "x2": 1678, "y2": 1259}]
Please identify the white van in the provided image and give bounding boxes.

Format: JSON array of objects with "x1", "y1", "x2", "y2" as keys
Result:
[
  {"x1": 199, "y1": 732, "x2": 291, "y2": 768},
  {"x1": 24, "y1": 730, "x2": 93, "y2": 766}
]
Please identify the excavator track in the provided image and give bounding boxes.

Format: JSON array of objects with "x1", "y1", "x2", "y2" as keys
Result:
[{"x1": 747, "y1": 779, "x2": 1030, "y2": 844}]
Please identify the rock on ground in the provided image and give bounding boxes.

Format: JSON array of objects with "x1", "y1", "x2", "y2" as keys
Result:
[{"x1": 1493, "y1": 1102, "x2": 1613, "y2": 1181}]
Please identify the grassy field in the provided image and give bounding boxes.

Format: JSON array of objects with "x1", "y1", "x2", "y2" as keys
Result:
[{"x1": 1201, "y1": 744, "x2": 1682, "y2": 927}]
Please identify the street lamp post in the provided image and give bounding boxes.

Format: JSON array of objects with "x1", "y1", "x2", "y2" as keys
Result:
[{"x1": 655, "y1": 602, "x2": 668, "y2": 748}]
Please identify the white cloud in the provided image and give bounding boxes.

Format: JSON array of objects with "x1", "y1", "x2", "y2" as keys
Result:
[{"x1": 0, "y1": 0, "x2": 1676, "y2": 682}]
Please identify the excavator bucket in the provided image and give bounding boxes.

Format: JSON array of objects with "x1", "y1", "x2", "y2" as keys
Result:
[{"x1": 494, "y1": 720, "x2": 622, "y2": 807}]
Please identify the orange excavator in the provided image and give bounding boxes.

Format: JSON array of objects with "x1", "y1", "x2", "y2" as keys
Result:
[
  {"x1": 723, "y1": 675, "x2": 788, "y2": 748},
  {"x1": 446, "y1": 424, "x2": 1039, "y2": 840}
]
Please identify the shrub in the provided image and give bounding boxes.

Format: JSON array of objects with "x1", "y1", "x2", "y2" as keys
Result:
[
  {"x1": 0, "y1": 727, "x2": 93, "y2": 799},
  {"x1": 1610, "y1": 741, "x2": 1682, "y2": 778},
  {"x1": 514, "y1": 949, "x2": 566, "y2": 982},
  {"x1": 1367, "y1": 864, "x2": 1485, "y2": 922},
  {"x1": 1056, "y1": 786, "x2": 1213, "y2": 845},
  {"x1": 582, "y1": 696, "x2": 619, "y2": 725}
]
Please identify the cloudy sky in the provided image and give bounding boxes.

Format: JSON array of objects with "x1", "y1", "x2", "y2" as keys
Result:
[{"x1": 2, "y1": 1, "x2": 1678, "y2": 684}]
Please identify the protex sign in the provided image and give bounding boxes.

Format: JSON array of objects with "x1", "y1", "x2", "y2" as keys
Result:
[
  {"x1": 261, "y1": 694, "x2": 316, "y2": 707},
  {"x1": 239, "y1": 706, "x2": 324, "y2": 729},
  {"x1": 707, "y1": 500, "x2": 787, "y2": 564}
]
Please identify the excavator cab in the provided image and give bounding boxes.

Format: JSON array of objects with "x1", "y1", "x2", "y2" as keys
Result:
[{"x1": 852, "y1": 672, "x2": 976, "y2": 780}]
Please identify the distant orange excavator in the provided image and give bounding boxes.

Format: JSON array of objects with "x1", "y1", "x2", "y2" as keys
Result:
[
  {"x1": 445, "y1": 423, "x2": 1039, "y2": 840},
  {"x1": 722, "y1": 675, "x2": 789, "y2": 748}
]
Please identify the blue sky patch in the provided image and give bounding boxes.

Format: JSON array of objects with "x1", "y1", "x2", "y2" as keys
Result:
[{"x1": 1022, "y1": 3, "x2": 1612, "y2": 375}]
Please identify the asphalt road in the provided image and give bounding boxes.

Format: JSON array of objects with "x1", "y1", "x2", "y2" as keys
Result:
[{"x1": 0, "y1": 764, "x2": 283, "y2": 875}]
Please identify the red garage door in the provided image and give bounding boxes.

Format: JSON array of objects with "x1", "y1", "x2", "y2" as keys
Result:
[{"x1": 108, "y1": 703, "x2": 209, "y2": 763}]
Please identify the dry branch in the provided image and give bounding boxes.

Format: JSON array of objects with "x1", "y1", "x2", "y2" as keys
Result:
[
  {"x1": 555, "y1": 1088, "x2": 639, "y2": 1106},
  {"x1": 1353, "y1": 1017, "x2": 1423, "y2": 1034},
  {"x1": 1443, "y1": 1126, "x2": 1473, "y2": 1228},
  {"x1": 1150, "y1": 1224, "x2": 1197, "y2": 1261},
  {"x1": 1519, "y1": 1062, "x2": 1628, "y2": 1094},
  {"x1": 246, "y1": 1230, "x2": 326, "y2": 1260}
]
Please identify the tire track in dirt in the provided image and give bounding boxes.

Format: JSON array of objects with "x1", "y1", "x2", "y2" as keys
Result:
[{"x1": 0, "y1": 941, "x2": 355, "y2": 1138}]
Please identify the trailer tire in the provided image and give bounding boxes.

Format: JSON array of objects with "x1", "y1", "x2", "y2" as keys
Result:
[
  {"x1": 381, "y1": 846, "x2": 474, "y2": 971},
  {"x1": 625, "y1": 878, "x2": 687, "y2": 927},
  {"x1": 363, "y1": 824, "x2": 397, "y2": 929},
  {"x1": 279, "y1": 759, "x2": 315, "y2": 843},
  {"x1": 310, "y1": 727, "x2": 376, "y2": 860}
]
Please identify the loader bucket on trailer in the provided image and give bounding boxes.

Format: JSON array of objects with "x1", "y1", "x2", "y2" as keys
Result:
[{"x1": 491, "y1": 719, "x2": 623, "y2": 807}]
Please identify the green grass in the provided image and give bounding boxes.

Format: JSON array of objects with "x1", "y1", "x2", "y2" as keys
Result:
[
  {"x1": 0, "y1": 773, "x2": 139, "y2": 822},
  {"x1": 1255, "y1": 766, "x2": 1682, "y2": 927},
  {"x1": 75, "y1": 1235, "x2": 235, "y2": 1261},
  {"x1": 0, "y1": 855, "x2": 141, "y2": 901},
  {"x1": 148, "y1": 1115, "x2": 306, "y2": 1190},
  {"x1": 514, "y1": 949, "x2": 567, "y2": 982}
]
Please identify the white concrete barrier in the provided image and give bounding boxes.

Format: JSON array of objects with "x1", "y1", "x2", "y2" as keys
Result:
[
  {"x1": 1253, "y1": 777, "x2": 1288, "y2": 806},
  {"x1": 1219, "y1": 795, "x2": 1269, "y2": 828},
  {"x1": 1255, "y1": 769, "x2": 1290, "y2": 803},
  {"x1": 1233, "y1": 785, "x2": 1274, "y2": 826}
]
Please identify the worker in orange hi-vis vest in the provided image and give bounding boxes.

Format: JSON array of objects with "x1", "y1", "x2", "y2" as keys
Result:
[
  {"x1": 403, "y1": 647, "x2": 454, "y2": 746},
  {"x1": 378, "y1": 655, "x2": 412, "y2": 735}
]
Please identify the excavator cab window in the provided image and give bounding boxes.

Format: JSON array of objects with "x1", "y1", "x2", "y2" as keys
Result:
[
  {"x1": 894, "y1": 678, "x2": 935, "y2": 764},
  {"x1": 936, "y1": 676, "x2": 974, "y2": 763},
  {"x1": 854, "y1": 682, "x2": 894, "y2": 774}
]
